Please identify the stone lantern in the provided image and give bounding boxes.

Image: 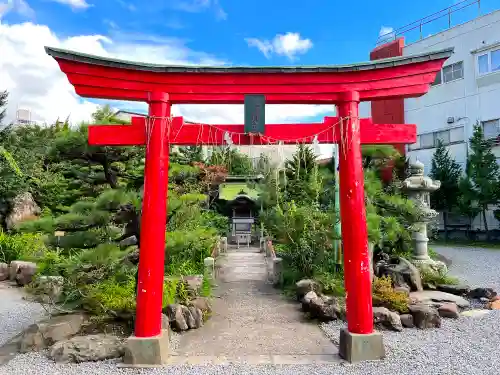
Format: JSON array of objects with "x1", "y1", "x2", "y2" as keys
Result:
[{"x1": 402, "y1": 161, "x2": 447, "y2": 274}]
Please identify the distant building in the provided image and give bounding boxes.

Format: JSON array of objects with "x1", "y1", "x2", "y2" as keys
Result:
[
  {"x1": 366, "y1": 3, "x2": 500, "y2": 230},
  {"x1": 113, "y1": 110, "x2": 147, "y2": 122}
]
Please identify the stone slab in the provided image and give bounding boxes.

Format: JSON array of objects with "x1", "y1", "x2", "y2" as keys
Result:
[
  {"x1": 461, "y1": 309, "x2": 491, "y2": 318},
  {"x1": 339, "y1": 328, "x2": 385, "y2": 363},
  {"x1": 409, "y1": 290, "x2": 470, "y2": 308},
  {"x1": 121, "y1": 331, "x2": 170, "y2": 367}
]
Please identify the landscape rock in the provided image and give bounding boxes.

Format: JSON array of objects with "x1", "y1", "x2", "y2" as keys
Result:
[
  {"x1": 182, "y1": 305, "x2": 196, "y2": 328},
  {"x1": 394, "y1": 286, "x2": 410, "y2": 295},
  {"x1": 461, "y1": 309, "x2": 491, "y2": 318},
  {"x1": 5, "y1": 192, "x2": 41, "y2": 230},
  {"x1": 308, "y1": 295, "x2": 341, "y2": 322},
  {"x1": 480, "y1": 297, "x2": 490, "y2": 303},
  {"x1": 0, "y1": 262, "x2": 8, "y2": 281},
  {"x1": 400, "y1": 314, "x2": 415, "y2": 328},
  {"x1": 373, "y1": 307, "x2": 403, "y2": 332},
  {"x1": 296, "y1": 279, "x2": 321, "y2": 302},
  {"x1": 188, "y1": 306, "x2": 203, "y2": 329},
  {"x1": 19, "y1": 314, "x2": 85, "y2": 353},
  {"x1": 49, "y1": 334, "x2": 124, "y2": 363},
  {"x1": 410, "y1": 290, "x2": 470, "y2": 308},
  {"x1": 468, "y1": 288, "x2": 497, "y2": 300},
  {"x1": 375, "y1": 256, "x2": 423, "y2": 292},
  {"x1": 436, "y1": 284, "x2": 470, "y2": 296},
  {"x1": 408, "y1": 304, "x2": 441, "y2": 329},
  {"x1": 438, "y1": 303, "x2": 460, "y2": 319},
  {"x1": 9, "y1": 260, "x2": 34, "y2": 281},
  {"x1": 303, "y1": 291, "x2": 318, "y2": 304},
  {"x1": 487, "y1": 299, "x2": 500, "y2": 310},
  {"x1": 165, "y1": 304, "x2": 191, "y2": 331},
  {"x1": 32, "y1": 276, "x2": 64, "y2": 302},
  {"x1": 422, "y1": 282, "x2": 437, "y2": 290},
  {"x1": 119, "y1": 235, "x2": 137, "y2": 247},
  {"x1": 189, "y1": 297, "x2": 212, "y2": 314},
  {"x1": 182, "y1": 275, "x2": 204, "y2": 296},
  {"x1": 15, "y1": 261, "x2": 38, "y2": 286}
]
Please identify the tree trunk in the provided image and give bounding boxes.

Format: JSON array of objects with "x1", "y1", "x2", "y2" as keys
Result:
[
  {"x1": 102, "y1": 159, "x2": 118, "y2": 189},
  {"x1": 483, "y1": 207, "x2": 490, "y2": 241},
  {"x1": 443, "y1": 211, "x2": 449, "y2": 241}
]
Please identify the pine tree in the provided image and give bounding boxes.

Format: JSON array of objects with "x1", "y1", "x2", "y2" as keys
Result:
[
  {"x1": 466, "y1": 123, "x2": 500, "y2": 237},
  {"x1": 0, "y1": 90, "x2": 7, "y2": 125},
  {"x1": 456, "y1": 176, "x2": 482, "y2": 239},
  {"x1": 429, "y1": 139, "x2": 462, "y2": 240}
]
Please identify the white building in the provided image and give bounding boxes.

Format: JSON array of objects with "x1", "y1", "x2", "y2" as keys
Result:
[
  {"x1": 404, "y1": 9, "x2": 500, "y2": 173},
  {"x1": 365, "y1": 7, "x2": 500, "y2": 231}
]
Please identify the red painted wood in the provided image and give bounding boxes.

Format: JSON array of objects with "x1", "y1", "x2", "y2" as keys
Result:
[
  {"x1": 134, "y1": 93, "x2": 170, "y2": 338},
  {"x1": 88, "y1": 116, "x2": 416, "y2": 146},
  {"x1": 88, "y1": 116, "x2": 148, "y2": 145},
  {"x1": 57, "y1": 59, "x2": 443, "y2": 86},
  {"x1": 337, "y1": 93, "x2": 374, "y2": 335},
  {"x1": 370, "y1": 39, "x2": 407, "y2": 181},
  {"x1": 66, "y1": 71, "x2": 437, "y2": 95},
  {"x1": 75, "y1": 84, "x2": 431, "y2": 104}
]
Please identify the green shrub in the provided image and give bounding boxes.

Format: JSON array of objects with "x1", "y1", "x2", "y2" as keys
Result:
[
  {"x1": 0, "y1": 232, "x2": 48, "y2": 263},
  {"x1": 166, "y1": 228, "x2": 217, "y2": 275},
  {"x1": 84, "y1": 276, "x2": 136, "y2": 317},
  {"x1": 315, "y1": 272, "x2": 345, "y2": 297},
  {"x1": 372, "y1": 276, "x2": 409, "y2": 313},
  {"x1": 35, "y1": 250, "x2": 64, "y2": 275},
  {"x1": 420, "y1": 269, "x2": 459, "y2": 286}
]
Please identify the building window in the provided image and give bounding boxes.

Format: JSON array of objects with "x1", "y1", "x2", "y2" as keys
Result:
[
  {"x1": 450, "y1": 126, "x2": 465, "y2": 143},
  {"x1": 409, "y1": 126, "x2": 465, "y2": 150},
  {"x1": 435, "y1": 130, "x2": 450, "y2": 145},
  {"x1": 477, "y1": 49, "x2": 500, "y2": 75},
  {"x1": 431, "y1": 61, "x2": 463, "y2": 85},
  {"x1": 482, "y1": 119, "x2": 500, "y2": 140},
  {"x1": 420, "y1": 133, "x2": 435, "y2": 148},
  {"x1": 443, "y1": 62, "x2": 463, "y2": 83}
]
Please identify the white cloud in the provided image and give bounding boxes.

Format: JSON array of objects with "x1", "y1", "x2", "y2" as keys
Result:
[
  {"x1": 49, "y1": 0, "x2": 91, "y2": 10},
  {"x1": 0, "y1": 0, "x2": 35, "y2": 19},
  {"x1": 245, "y1": 32, "x2": 312, "y2": 60},
  {"x1": 0, "y1": 20, "x2": 333, "y2": 127},
  {"x1": 378, "y1": 26, "x2": 395, "y2": 42},
  {"x1": 174, "y1": 0, "x2": 227, "y2": 20}
]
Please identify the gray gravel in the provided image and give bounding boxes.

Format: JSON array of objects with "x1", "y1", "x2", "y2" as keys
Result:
[
  {"x1": 0, "y1": 283, "x2": 45, "y2": 346},
  {"x1": 433, "y1": 245, "x2": 500, "y2": 290},
  {"x1": 2, "y1": 245, "x2": 500, "y2": 374}
]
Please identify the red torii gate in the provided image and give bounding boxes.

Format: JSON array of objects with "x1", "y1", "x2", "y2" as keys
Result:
[{"x1": 46, "y1": 46, "x2": 452, "y2": 364}]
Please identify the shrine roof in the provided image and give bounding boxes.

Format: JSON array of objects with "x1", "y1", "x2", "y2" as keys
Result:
[{"x1": 45, "y1": 46, "x2": 453, "y2": 73}]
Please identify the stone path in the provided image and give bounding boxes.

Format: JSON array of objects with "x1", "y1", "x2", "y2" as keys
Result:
[{"x1": 171, "y1": 244, "x2": 338, "y2": 365}]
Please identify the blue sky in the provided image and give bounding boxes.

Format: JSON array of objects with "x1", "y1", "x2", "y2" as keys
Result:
[
  {"x1": 0, "y1": 0, "x2": 498, "y2": 125},
  {"x1": 5, "y1": 0, "x2": 497, "y2": 65}
]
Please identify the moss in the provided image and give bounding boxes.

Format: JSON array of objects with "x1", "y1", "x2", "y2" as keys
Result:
[{"x1": 372, "y1": 276, "x2": 409, "y2": 314}]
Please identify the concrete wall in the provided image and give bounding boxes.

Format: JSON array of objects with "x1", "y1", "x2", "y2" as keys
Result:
[{"x1": 403, "y1": 9, "x2": 500, "y2": 173}]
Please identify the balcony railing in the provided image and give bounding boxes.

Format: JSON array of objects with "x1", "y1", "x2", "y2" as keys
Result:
[{"x1": 376, "y1": 0, "x2": 482, "y2": 45}]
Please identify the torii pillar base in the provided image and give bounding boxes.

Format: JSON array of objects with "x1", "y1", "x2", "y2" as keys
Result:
[
  {"x1": 339, "y1": 329, "x2": 385, "y2": 363},
  {"x1": 122, "y1": 330, "x2": 170, "y2": 367}
]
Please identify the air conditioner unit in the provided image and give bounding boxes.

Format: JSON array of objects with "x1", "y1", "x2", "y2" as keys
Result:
[{"x1": 447, "y1": 117, "x2": 455, "y2": 124}]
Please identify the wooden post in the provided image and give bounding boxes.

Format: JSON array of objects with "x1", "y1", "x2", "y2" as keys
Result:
[
  {"x1": 134, "y1": 92, "x2": 170, "y2": 338},
  {"x1": 337, "y1": 91, "x2": 374, "y2": 335}
]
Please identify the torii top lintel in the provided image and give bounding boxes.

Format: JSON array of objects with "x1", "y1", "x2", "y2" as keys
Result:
[{"x1": 45, "y1": 46, "x2": 453, "y2": 104}]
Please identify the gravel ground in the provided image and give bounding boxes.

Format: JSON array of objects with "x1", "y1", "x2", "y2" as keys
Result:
[
  {"x1": 0, "y1": 283, "x2": 45, "y2": 346},
  {"x1": 433, "y1": 245, "x2": 500, "y2": 290},
  {"x1": 2, "y1": 245, "x2": 500, "y2": 374}
]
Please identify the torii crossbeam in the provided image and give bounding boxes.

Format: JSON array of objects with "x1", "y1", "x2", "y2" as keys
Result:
[
  {"x1": 46, "y1": 46, "x2": 452, "y2": 365},
  {"x1": 88, "y1": 116, "x2": 417, "y2": 146}
]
